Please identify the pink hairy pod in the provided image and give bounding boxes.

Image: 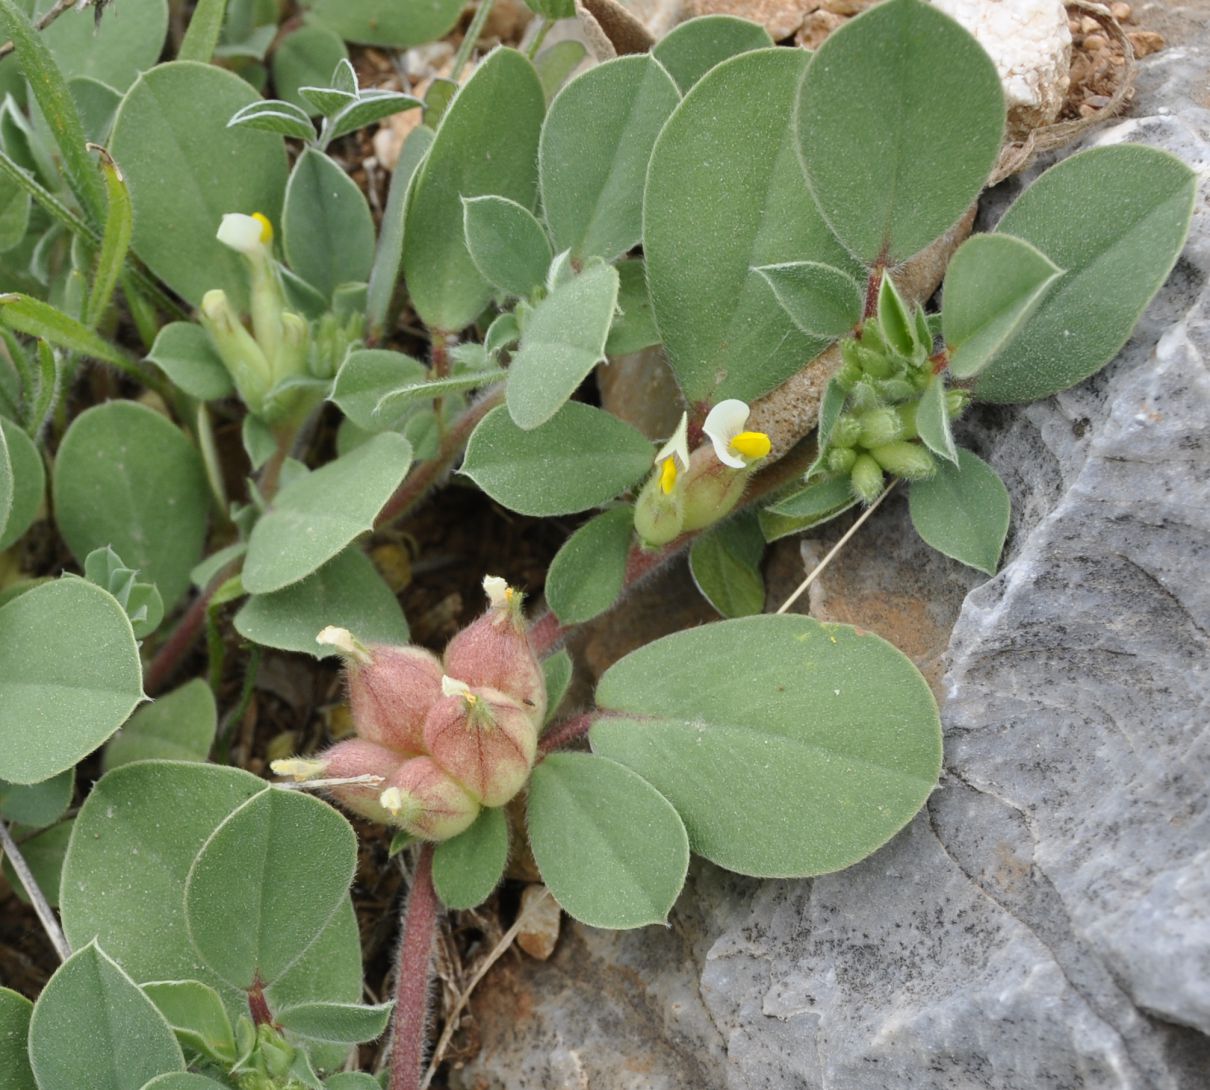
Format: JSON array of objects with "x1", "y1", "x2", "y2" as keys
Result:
[
  {"x1": 424, "y1": 679, "x2": 538, "y2": 808},
  {"x1": 378, "y1": 756, "x2": 481, "y2": 841},
  {"x1": 442, "y1": 577, "x2": 546, "y2": 724},
  {"x1": 317, "y1": 626, "x2": 443, "y2": 755},
  {"x1": 272, "y1": 738, "x2": 406, "y2": 825}
]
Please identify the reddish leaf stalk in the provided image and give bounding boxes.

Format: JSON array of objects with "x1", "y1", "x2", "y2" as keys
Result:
[
  {"x1": 389, "y1": 842, "x2": 439, "y2": 1090},
  {"x1": 247, "y1": 975, "x2": 276, "y2": 1028},
  {"x1": 863, "y1": 260, "x2": 886, "y2": 320},
  {"x1": 144, "y1": 580, "x2": 219, "y2": 695},
  {"x1": 538, "y1": 711, "x2": 599, "y2": 755}
]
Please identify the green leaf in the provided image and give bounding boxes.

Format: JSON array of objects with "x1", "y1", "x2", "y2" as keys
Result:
[
  {"x1": 109, "y1": 61, "x2": 288, "y2": 309},
  {"x1": 432, "y1": 806, "x2": 509, "y2": 910},
  {"x1": 767, "y1": 473, "x2": 854, "y2": 521},
  {"x1": 53, "y1": 400, "x2": 209, "y2": 608},
  {"x1": 545, "y1": 506, "x2": 632, "y2": 625},
  {"x1": 542, "y1": 649, "x2": 573, "y2": 726},
  {"x1": 242, "y1": 432, "x2": 412, "y2": 594},
  {"x1": 235, "y1": 547, "x2": 409, "y2": 657},
  {"x1": 941, "y1": 233, "x2": 1062, "y2": 379},
  {"x1": 272, "y1": 24, "x2": 349, "y2": 116},
  {"x1": 330, "y1": 349, "x2": 427, "y2": 431},
  {"x1": 592, "y1": 615, "x2": 942, "y2": 877},
  {"x1": 540, "y1": 54, "x2": 679, "y2": 261},
  {"x1": 40, "y1": 0, "x2": 167, "y2": 91},
  {"x1": 755, "y1": 261, "x2": 863, "y2": 339},
  {"x1": 688, "y1": 512, "x2": 765, "y2": 617},
  {"x1": 796, "y1": 0, "x2": 1003, "y2": 264},
  {"x1": 0, "y1": 768, "x2": 71, "y2": 827},
  {"x1": 28, "y1": 943, "x2": 184, "y2": 1090},
  {"x1": 83, "y1": 545, "x2": 165, "y2": 640},
  {"x1": 605, "y1": 258, "x2": 659, "y2": 356},
  {"x1": 908, "y1": 447, "x2": 1009, "y2": 574},
  {"x1": 140, "y1": 1074, "x2": 231, "y2": 1090},
  {"x1": 0, "y1": 0, "x2": 106, "y2": 224},
  {"x1": 0, "y1": 416, "x2": 43, "y2": 550},
  {"x1": 0, "y1": 164, "x2": 31, "y2": 251},
  {"x1": 60, "y1": 761, "x2": 362, "y2": 1038},
  {"x1": 366, "y1": 124, "x2": 433, "y2": 340},
  {"x1": 299, "y1": 86, "x2": 356, "y2": 118},
  {"x1": 915, "y1": 373, "x2": 958, "y2": 466},
  {"x1": 534, "y1": 39, "x2": 587, "y2": 103},
  {"x1": 276, "y1": 1000, "x2": 393, "y2": 1044},
  {"x1": 373, "y1": 369, "x2": 505, "y2": 423},
  {"x1": 283, "y1": 147, "x2": 375, "y2": 300},
  {"x1": 462, "y1": 195, "x2": 552, "y2": 298},
  {"x1": 102, "y1": 679, "x2": 216, "y2": 772},
  {"x1": 185, "y1": 788, "x2": 356, "y2": 990},
  {"x1": 327, "y1": 91, "x2": 422, "y2": 142},
  {"x1": 0, "y1": 987, "x2": 34, "y2": 1090},
  {"x1": 507, "y1": 259, "x2": 619, "y2": 429},
  {"x1": 1, "y1": 818, "x2": 71, "y2": 905},
  {"x1": 177, "y1": 0, "x2": 228, "y2": 64},
  {"x1": 302, "y1": 0, "x2": 463, "y2": 47},
  {"x1": 651, "y1": 14, "x2": 772, "y2": 93},
  {"x1": 645, "y1": 48, "x2": 860, "y2": 402},
  {"x1": 140, "y1": 980, "x2": 236, "y2": 1064},
  {"x1": 804, "y1": 376, "x2": 847, "y2": 480},
  {"x1": 83, "y1": 150, "x2": 133, "y2": 329},
  {"x1": 228, "y1": 99, "x2": 316, "y2": 141},
  {"x1": 146, "y1": 322, "x2": 234, "y2": 400},
  {"x1": 0, "y1": 578, "x2": 143, "y2": 784},
  {"x1": 977, "y1": 145, "x2": 1198, "y2": 402},
  {"x1": 0, "y1": 293, "x2": 130, "y2": 368},
  {"x1": 403, "y1": 47, "x2": 545, "y2": 332},
  {"x1": 528, "y1": 752, "x2": 688, "y2": 928},
  {"x1": 462, "y1": 403, "x2": 652, "y2": 517}
]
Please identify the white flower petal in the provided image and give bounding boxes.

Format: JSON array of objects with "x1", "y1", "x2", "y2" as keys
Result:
[
  {"x1": 703, "y1": 399, "x2": 750, "y2": 469},
  {"x1": 441, "y1": 675, "x2": 472, "y2": 699},
  {"x1": 654, "y1": 411, "x2": 690, "y2": 469},
  {"x1": 316, "y1": 625, "x2": 371, "y2": 664},
  {"x1": 217, "y1": 212, "x2": 266, "y2": 256},
  {"x1": 482, "y1": 574, "x2": 509, "y2": 608}
]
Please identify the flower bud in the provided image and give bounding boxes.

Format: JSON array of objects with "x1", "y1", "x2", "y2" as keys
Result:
[
  {"x1": 875, "y1": 377, "x2": 916, "y2": 404},
  {"x1": 634, "y1": 471, "x2": 685, "y2": 547},
  {"x1": 848, "y1": 379, "x2": 881, "y2": 411},
  {"x1": 829, "y1": 413, "x2": 863, "y2": 449},
  {"x1": 272, "y1": 738, "x2": 406, "y2": 825},
  {"x1": 850, "y1": 453, "x2": 885, "y2": 503},
  {"x1": 443, "y1": 578, "x2": 546, "y2": 722},
  {"x1": 834, "y1": 354, "x2": 862, "y2": 392},
  {"x1": 857, "y1": 407, "x2": 903, "y2": 448},
  {"x1": 199, "y1": 289, "x2": 272, "y2": 414},
  {"x1": 679, "y1": 446, "x2": 748, "y2": 532},
  {"x1": 895, "y1": 400, "x2": 919, "y2": 440},
  {"x1": 869, "y1": 441, "x2": 937, "y2": 480},
  {"x1": 424, "y1": 680, "x2": 537, "y2": 807},
  {"x1": 827, "y1": 446, "x2": 857, "y2": 474},
  {"x1": 379, "y1": 757, "x2": 480, "y2": 841},
  {"x1": 318, "y1": 626, "x2": 443, "y2": 754},
  {"x1": 945, "y1": 388, "x2": 971, "y2": 419}
]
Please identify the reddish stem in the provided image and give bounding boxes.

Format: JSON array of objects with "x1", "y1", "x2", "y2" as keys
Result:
[
  {"x1": 389, "y1": 843, "x2": 439, "y2": 1090},
  {"x1": 863, "y1": 261, "x2": 886, "y2": 321},
  {"x1": 144, "y1": 581, "x2": 217, "y2": 696},
  {"x1": 375, "y1": 388, "x2": 504, "y2": 528},
  {"x1": 247, "y1": 976, "x2": 276, "y2": 1028},
  {"x1": 538, "y1": 711, "x2": 599, "y2": 755}
]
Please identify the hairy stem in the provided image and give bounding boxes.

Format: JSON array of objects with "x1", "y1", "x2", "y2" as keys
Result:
[
  {"x1": 538, "y1": 711, "x2": 598, "y2": 755},
  {"x1": 0, "y1": 821, "x2": 71, "y2": 961},
  {"x1": 389, "y1": 843, "x2": 439, "y2": 1090},
  {"x1": 451, "y1": 0, "x2": 494, "y2": 80},
  {"x1": 0, "y1": 0, "x2": 80, "y2": 61}
]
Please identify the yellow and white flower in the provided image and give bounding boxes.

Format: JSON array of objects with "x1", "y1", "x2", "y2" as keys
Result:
[
  {"x1": 653, "y1": 412, "x2": 690, "y2": 495},
  {"x1": 703, "y1": 399, "x2": 772, "y2": 468}
]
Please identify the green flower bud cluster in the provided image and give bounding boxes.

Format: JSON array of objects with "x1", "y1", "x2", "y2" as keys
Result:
[
  {"x1": 820, "y1": 276, "x2": 970, "y2": 502},
  {"x1": 233, "y1": 1020, "x2": 307, "y2": 1090}
]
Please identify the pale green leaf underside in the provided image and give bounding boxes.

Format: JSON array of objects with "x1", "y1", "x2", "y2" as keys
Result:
[
  {"x1": 276, "y1": 1000, "x2": 393, "y2": 1044},
  {"x1": 756, "y1": 260, "x2": 863, "y2": 339},
  {"x1": 528, "y1": 752, "x2": 689, "y2": 929},
  {"x1": 330, "y1": 348, "x2": 427, "y2": 431},
  {"x1": 592, "y1": 615, "x2": 941, "y2": 877}
]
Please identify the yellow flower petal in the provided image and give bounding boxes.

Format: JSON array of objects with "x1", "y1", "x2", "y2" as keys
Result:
[{"x1": 729, "y1": 430, "x2": 771, "y2": 460}]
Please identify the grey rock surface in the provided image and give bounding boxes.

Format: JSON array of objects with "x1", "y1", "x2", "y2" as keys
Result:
[{"x1": 454, "y1": 21, "x2": 1210, "y2": 1090}]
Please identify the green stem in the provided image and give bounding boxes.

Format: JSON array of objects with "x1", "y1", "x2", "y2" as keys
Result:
[
  {"x1": 451, "y1": 0, "x2": 495, "y2": 81},
  {"x1": 526, "y1": 16, "x2": 554, "y2": 59}
]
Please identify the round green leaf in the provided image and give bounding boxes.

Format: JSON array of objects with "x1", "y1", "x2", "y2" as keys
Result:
[
  {"x1": 0, "y1": 415, "x2": 43, "y2": 549},
  {"x1": 282, "y1": 147, "x2": 375, "y2": 300},
  {"x1": 330, "y1": 348, "x2": 427, "y2": 431},
  {"x1": 462, "y1": 194, "x2": 552, "y2": 298},
  {"x1": 276, "y1": 1000, "x2": 393, "y2": 1044},
  {"x1": 53, "y1": 400, "x2": 209, "y2": 609},
  {"x1": 242, "y1": 431, "x2": 413, "y2": 594},
  {"x1": 28, "y1": 943, "x2": 184, "y2": 1090},
  {"x1": 234, "y1": 547, "x2": 409, "y2": 657},
  {"x1": 545, "y1": 506, "x2": 633, "y2": 625},
  {"x1": 942, "y1": 233, "x2": 1063, "y2": 379},
  {"x1": 591, "y1": 615, "x2": 942, "y2": 877},
  {"x1": 302, "y1": 0, "x2": 463, "y2": 47},
  {"x1": 102, "y1": 679, "x2": 217, "y2": 772},
  {"x1": 528, "y1": 752, "x2": 689, "y2": 929},
  {"x1": 145, "y1": 322, "x2": 234, "y2": 401},
  {"x1": 432, "y1": 806, "x2": 509, "y2": 910},
  {"x1": 140, "y1": 980, "x2": 236, "y2": 1065},
  {"x1": 0, "y1": 767, "x2": 72, "y2": 827},
  {"x1": 645, "y1": 48, "x2": 860, "y2": 403},
  {"x1": 540, "y1": 54, "x2": 679, "y2": 261},
  {"x1": 976, "y1": 145, "x2": 1197, "y2": 403},
  {"x1": 0, "y1": 578, "x2": 143, "y2": 784},
  {"x1": 0, "y1": 987, "x2": 34, "y2": 1090},
  {"x1": 462, "y1": 403, "x2": 653, "y2": 517},
  {"x1": 688, "y1": 512, "x2": 765, "y2": 618},
  {"x1": 324, "y1": 1075, "x2": 382, "y2": 1090},
  {"x1": 39, "y1": 0, "x2": 167, "y2": 92},
  {"x1": 271, "y1": 24, "x2": 349, "y2": 115},
  {"x1": 651, "y1": 14, "x2": 771, "y2": 94},
  {"x1": 755, "y1": 261, "x2": 863, "y2": 340},
  {"x1": 796, "y1": 0, "x2": 1004, "y2": 264},
  {"x1": 403, "y1": 47, "x2": 545, "y2": 332},
  {"x1": 506, "y1": 259, "x2": 619, "y2": 430},
  {"x1": 140, "y1": 1075, "x2": 231, "y2": 1090},
  {"x1": 109, "y1": 61, "x2": 288, "y2": 309},
  {"x1": 908, "y1": 447, "x2": 1009, "y2": 574},
  {"x1": 184, "y1": 788, "x2": 356, "y2": 989}
]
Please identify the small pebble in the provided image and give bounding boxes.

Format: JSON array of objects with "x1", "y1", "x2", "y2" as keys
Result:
[
  {"x1": 1109, "y1": 2, "x2": 1132, "y2": 22},
  {"x1": 1128, "y1": 30, "x2": 1165, "y2": 57},
  {"x1": 517, "y1": 884, "x2": 561, "y2": 960}
]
